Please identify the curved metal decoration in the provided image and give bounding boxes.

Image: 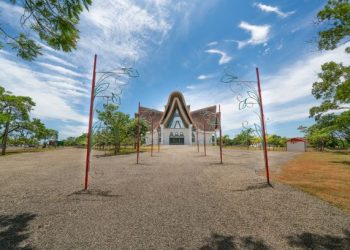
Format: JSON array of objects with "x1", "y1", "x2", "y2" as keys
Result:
[
  {"x1": 221, "y1": 68, "x2": 270, "y2": 185},
  {"x1": 85, "y1": 55, "x2": 139, "y2": 189},
  {"x1": 220, "y1": 69, "x2": 262, "y2": 140}
]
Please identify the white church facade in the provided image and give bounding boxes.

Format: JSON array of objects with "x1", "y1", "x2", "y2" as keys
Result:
[{"x1": 139, "y1": 92, "x2": 218, "y2": 145}]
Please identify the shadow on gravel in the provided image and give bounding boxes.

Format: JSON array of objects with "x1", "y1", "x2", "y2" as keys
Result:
[
  {"x1": 286, "y1": 230, "x2": 350, "y2": 250},
  {"x1": 68, "y1": 189, "x2": 121, "y2": 198},
  {"x1": 177, "y1": 233, "x2": 271, "y2": 250},
  {"x1": 0, "y1": 213, "x2": 36, "y2": 249},
  {"x1": 231, "y1": 182, "x2": 273, "y2": 192}
]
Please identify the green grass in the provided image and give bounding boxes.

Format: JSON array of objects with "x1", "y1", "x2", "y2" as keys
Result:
[{"x1": 276, "y1": 151, "x2": 350, "y2": 213}]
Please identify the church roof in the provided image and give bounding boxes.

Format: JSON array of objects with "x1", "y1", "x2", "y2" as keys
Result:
[{"x1": 139, "y1": 91, "x2": 218, "y2": 131}]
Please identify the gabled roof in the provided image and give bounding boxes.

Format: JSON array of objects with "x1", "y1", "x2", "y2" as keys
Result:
[
  {"x1": 287, "y1": 137, "x2": 307, "y2": 143},
  {"x1": 139, "y1": 91, "x2": 218, "y2": 131},
  {"x1": 139, "y1": 107, "x2": 163, "y2": 129},
  {"x1": 159, "y1": 91, "x2": 194, "y2": 128},
  {"x1": 190, "y1": 105, "x2": 218, "y2": 131}
]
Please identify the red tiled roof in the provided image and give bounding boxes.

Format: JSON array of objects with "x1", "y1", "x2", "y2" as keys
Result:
[{"x1": 287, "y1": 137, "x2": 307, "y2": 143}]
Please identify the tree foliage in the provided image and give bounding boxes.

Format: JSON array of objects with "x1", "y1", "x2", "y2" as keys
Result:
[
  {"x1": 75, "y1": 103, "x2": 148, "y2": 155},
  {"x1": 0, "y1": 85, "x2": 57, "y2": 154},
  {"x1": 310, "y1": 61, "x2": 350, "y2": 118},
  {"x1": 310, "y1": 0, "x2": 350, "y2": 118},
  {"x1": 219, "y1": 129, "x2": 287, "y2": 148},
  {"x1": 317, "y1": 0, "x2": 350, "y2": 51},
  {"x1": 303, "y1": 112, "x2": 350, "y2": 150},
  {"x1": 1, "y1": 0, "x2": 92, "y2": 60},
  {"x1": 304, "y1": 0, "x2": 350, "y2": 150}
]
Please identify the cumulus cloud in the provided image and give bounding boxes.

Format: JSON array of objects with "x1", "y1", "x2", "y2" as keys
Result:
[
  {"x1": 182, "y1": 43, "x2": 350, "y2": 135},
  {"x1": 205, "y1": 49, "x2": 232, "y2": 65},
  {"x1": 237, "y1": 21, "x2": 271, "y2": 49},
  {"x1": 255, "y1": 3, "x2": 295, "y2": 18},
  {"x1": 0, "y1": 0, "x2": 194, "y2": 137}
]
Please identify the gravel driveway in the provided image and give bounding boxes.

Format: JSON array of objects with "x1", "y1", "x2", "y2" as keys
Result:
[{"x1": 0, "y1": 146, "x2": 349, "y2": 249}]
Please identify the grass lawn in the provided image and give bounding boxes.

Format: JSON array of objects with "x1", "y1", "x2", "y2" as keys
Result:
[
  {"x1": 0, "y1": 147, "x2": 58, "y2": 157},
  {"x1": 276, "y1": 151, "x2": 350, "y2": 213}
]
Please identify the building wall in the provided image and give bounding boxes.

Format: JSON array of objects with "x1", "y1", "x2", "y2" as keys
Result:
[
  {"x1": 145, "y1": 128, "x2": 216, "y2": 145},
  {"x1": 287, "y1": 141, "x2": 306, "y2": 152},
  {"x1": 162, "y1": 128, "x2": 191, "y2": 145},
  {"x1": 195, "y1": 130, "x2": 216, "y2": 145}
]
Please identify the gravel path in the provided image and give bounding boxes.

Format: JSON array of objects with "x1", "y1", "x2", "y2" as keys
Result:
[{"x1": 0, "y1": 146, "x2": 349, "y2": 249}]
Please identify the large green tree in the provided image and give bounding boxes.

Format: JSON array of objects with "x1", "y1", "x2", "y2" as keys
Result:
[
  {"x1": 1, "y1": 0, "x2": 92, "y2": 60},
  {"x1": 0, "y1": 86, "x2": 35, "y2": 155},
  {"x1": 310, "y1": 0, "x2": 350, "y2": 118}
]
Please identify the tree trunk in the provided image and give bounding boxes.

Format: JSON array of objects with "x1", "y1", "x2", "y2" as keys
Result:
[
  {"x1": 1, "y1": 120, "x2": 10, "y2": 155},
  {"x1": 114, "y1": 143, "x2": 117, "y2": 155}
]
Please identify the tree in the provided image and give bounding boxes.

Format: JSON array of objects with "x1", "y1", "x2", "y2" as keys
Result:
[
  {"x1": 304, "y1": 113, "x2": 349, "y2": 150},
  {"x1": 310, "y1": 62, "x2": 350, "y2": 118},
  {"x1": 310, "y1": 0, "x2": 350, "y2": 118},
  {"x1": 0, "y1": 87, "x2": 35, "y2": 155},
  {"x1": 127, "y1": 118, "x2": 149, "y2": 148},
  {"x1": 267, "y1": 134, "x2": 288, "y2": 148},
  {"x1": 232, "y1": 128, "x2": 254, "y2": 148},
  {"x1": 97, "y1": 104, "x2": 131, "y2": 155},
  {"x1": 1, "y1": 0, "x2": 92, "y2": 60},
  {"x1": 317, "y1": 0, "x2": 350, "y2": 51}
]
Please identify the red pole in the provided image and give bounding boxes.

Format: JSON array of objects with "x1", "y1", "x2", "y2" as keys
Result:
[
  {"x1": 158, "y1": 127, "x2": 160, "y2": 153},
  {"x1": 203, "y1": 122, "x2": 206, "y2": 156},
  {"x1": 84, "y1": 54, "x2": 97, "y2": 190},
  {"x1": 136, "y1": 102, "x2": 141, "y2": 164},
  {"x1": 219, "y1": 104, "x2": 223, "y2": 164},
  {"x1": 151, "y1": 116, "x2": 154, "y2": 157},
  {"x1": 256, "y1": 67, "x2": 270, "y2": 185},
  {"x1": 196, "y1": 124, "x2": 199, "y2": 152}
]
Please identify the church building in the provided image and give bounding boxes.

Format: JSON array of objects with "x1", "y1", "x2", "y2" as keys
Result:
[{"x1": 139, "y1": 91, "x2": 218, "y2": 145}]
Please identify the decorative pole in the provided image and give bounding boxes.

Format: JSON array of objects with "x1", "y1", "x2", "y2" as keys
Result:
[
  {"x1": 196, "y1": 125, "x2": 199, "y2": 152},
  {"x1": 136, "y1": 102, "x2": 141, "y2": 164},
  {"x1": 203, "y1": 122, "x2": 206, "y2": 156},
  {"x1": 85, "y1": 54, "x2": 97, "y2": 190},
  {"x1": 151, "y1": 116, "x2": 154, "y2": 156},
  {"x1": 256, "y1": 67, "x2": 270, "y2": 185},
  {"x1": 158, "y1": 128, "x2": 160, "y2": 153},
  {"x1": 219, "y1": 104, "x2": 223, "y2": 164}
]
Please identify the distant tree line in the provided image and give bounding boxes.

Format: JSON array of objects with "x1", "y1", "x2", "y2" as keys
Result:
[
  {"x1": 219, "y1": 128, "x2": 288, "y2": 149},
  {"x1": 0, "y1": 86, "x2": 58, "y2": 155},
  {"x1": 63, "y1": 103, "x2": 148, "y2": 155}
]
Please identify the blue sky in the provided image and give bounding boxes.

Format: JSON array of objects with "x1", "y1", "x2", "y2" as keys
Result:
[{"x1": 1, "y1": 0, "x2": 349, "y2": 139}]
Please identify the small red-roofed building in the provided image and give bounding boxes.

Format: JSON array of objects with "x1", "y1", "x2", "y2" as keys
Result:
[{"x1": 287, "y1": 137, "x2": 307, "y2": 152}]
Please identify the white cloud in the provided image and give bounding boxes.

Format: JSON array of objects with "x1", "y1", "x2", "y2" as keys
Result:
[
  {"x1": 60, "y1": 124, "x2": 88, "y2": 139},
  {"x1": 42, "y1": 54, "x2": 77, "y2": 69},
  {"x1": 207, "y1": 41, "x2": 218, "y2": 46},
  {"x1": 205, "y1": 49, "x2": 232, "y2": 65},
  {"x1": 0, "y1": 56, "x2": 88, "y2": 123},
  {"x1": 262, "y1": 43, "x2": 350, "y2": 106},
  {"x1": 186, "y1": 85, "x2": 197, "y2": 90},
  {"x1": 36, "y1": 62, "x2": 85, "y2": 78},
  {"x1": 255, "y1": 3, "x2": 295, "y2": 18},
  {"x1": 237, "y1": 21, "x2": 271, "y2": 49},
  {"x1": 181, "y1": 43, "x2": 350, "y2": 135},
  {"x1": 197, "y1": 74, "x2": 216, "y2": 80}
]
